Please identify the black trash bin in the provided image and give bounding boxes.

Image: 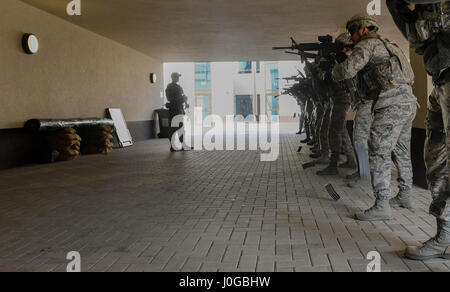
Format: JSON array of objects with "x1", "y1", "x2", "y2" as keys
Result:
[{"x1": 154, "y1": 109, "x2": 171, "y2": 139}]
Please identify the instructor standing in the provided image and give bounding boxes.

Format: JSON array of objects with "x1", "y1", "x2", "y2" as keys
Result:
[{"x1": 166, "y1": 72, "x2": 189, "y2": 152}]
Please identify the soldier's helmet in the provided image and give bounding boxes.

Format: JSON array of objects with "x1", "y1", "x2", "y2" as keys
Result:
[
  {"x1": 335, "y1": 32, "x2": 352, "y2": 45},
  {"x1": 346, "y1": 13, "x2": 380, "y2": 33}
]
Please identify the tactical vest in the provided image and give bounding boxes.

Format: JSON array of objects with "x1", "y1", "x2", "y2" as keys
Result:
[
  {"x1": 409, "y1": 2, "x2": 450, "y2": 42},
  {"x1": 358, "y1": 37, "x2": 415, "y2": 100}
]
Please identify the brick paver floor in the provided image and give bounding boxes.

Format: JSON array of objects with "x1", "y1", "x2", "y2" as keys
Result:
[{"x1": 0, "y1": 135, "x2": 449, "y2": 272}]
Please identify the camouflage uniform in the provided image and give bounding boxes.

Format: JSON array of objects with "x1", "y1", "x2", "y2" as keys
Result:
[
  {"x1": 369, "y1": 88, "x2": 417, "y2": 199},
  {"x1": 317, "y1": 32, "x2": 358, "y2": 175},
  {"x1": 304, "y1": 98, "x2": 314, "y2": 141},
  {"x1": 309, "y1": 98, "x2": 318, "y2": 144},
  {"x1": 387, "y1": 0, "x2": 450, "y2": 259},
  {"x1": 318, "y1": 99, "x2": 331, "y2": 161},
  {"x1": 329, "y1": 89, "x2": 355, "y2": 165},
  {"x1": 352, "y1": 100, "x2": 374, "y2": 180},
  {"x1": 426, "y1": 73, "x2": 450, "y2": 221},
  {"x1": 298, "y1": 99, "x2": 306, "y2": 134},
  {"x1": 333, "y1": 28, "x2": 417, "y2": 220},
  {"x1": 317, "y1": 84, "x2": 356, "y2": 175},
  {"x1": 388, "y1": 0, "x2": 450, "y2": 223},
  {"x1": 313, "y1": 98, "x2": 325, "y2": 150}
]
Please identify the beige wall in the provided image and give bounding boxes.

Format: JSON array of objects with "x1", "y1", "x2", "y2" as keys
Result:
[
  {"x1": 411, "y1": 49, "x2": 433, "y2": 130},
  {"x1": 0, "y1": 0, "x2": 164, "y2": 129}
]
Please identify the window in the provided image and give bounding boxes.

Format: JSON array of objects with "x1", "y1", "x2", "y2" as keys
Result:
[
  {"x1": 238, "y1": 61, "x2": 252, "y2": 74},
  {"x1": 256, "y1": 61, "x2": 261, "y2": 73},
  {"x1": 268, "y1": 64, "x2": 279, "y2": 90},
  {"x1": 195, "y1": 63, "x2": 211, "y2": 89}
]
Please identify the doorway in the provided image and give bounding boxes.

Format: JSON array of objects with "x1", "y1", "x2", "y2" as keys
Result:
[{"x1": 235, "y1": 95, "x2": 254, "y2": 118}]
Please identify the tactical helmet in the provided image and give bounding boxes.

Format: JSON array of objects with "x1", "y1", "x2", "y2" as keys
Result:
[
  {"x1": 335, "y1": 32, "x2": 352, "y2": 45},
  {"x1": 346, "y1": 13, "x2": 380, "y2": 34}
]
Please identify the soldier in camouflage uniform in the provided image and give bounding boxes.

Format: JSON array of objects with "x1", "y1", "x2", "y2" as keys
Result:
[
  {"x1": 318, "y1": 33, "x2": 357, "y2": 176},
  {"x1": 332, "y1": 14, "x2": 417, "y2": 221},
  {"x1": 309, "y1": 61, "x2": 332, "y2": 164},
  {"x1": 302, "y1": 66, "x2": 317, "y2": 144},
  {"x1": 308, "y1": 63, "x2": 327, "y2": 157},
  {"x1": 387, "y1": 0, "x2": 450, "y2": 260}
]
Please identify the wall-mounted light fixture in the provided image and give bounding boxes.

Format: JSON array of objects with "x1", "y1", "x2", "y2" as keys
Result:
[
  {"x1": 22, "y1": 33, "x2": 39, "y2": 54},
  {"x1": 149, "y1": 73, "x2": 157, "y2": 84}
]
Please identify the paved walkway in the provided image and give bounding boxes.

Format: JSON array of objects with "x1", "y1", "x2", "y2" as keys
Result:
[{"x1": 0, "y1": 135, "x2": 449, "y2": 272}]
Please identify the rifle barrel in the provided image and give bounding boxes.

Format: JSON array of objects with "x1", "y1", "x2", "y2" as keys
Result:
[{"x1": 272, "y1": 46, "x2": 293, "y2": 50}]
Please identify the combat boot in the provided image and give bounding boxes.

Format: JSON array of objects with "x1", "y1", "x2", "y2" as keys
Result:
[
  {"x1": 311, "y1": 147, "x2": 319, "y2": 153},
  {"x1": 301, "y1": 138, "x2": 311, "y2": 143},
  {"x1": 317, "y1": 155, "x2": 338, "y2": 176},
  {"x1": 314, "y1": 153, "x2": 330, "y2": 165},
  {"x1": 307, "y1": 140, "x2": 315, "y2": 146},
  {"x1": 310, "y1": 153, "x2": 321, "y2": 159},
  {"x1": 390, "y1": 190, "x2": 414, "y2": 210},
  {"x1": 405, "y1": 219, "x2": 450, "y2": 261},
  {"x1": 355, "y1": 197, "x2": 393, "y2": 221},
  {"x1": 339, "y1": 156, "x2": 357, "y2": 169},
  {"x1": 346, "y1": 171, "x2": 360, "y2": 180}
]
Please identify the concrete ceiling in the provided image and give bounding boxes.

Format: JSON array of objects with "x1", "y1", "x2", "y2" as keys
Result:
[{"x1": 20, "y1": 0, "x2": 409, "y2": 62}]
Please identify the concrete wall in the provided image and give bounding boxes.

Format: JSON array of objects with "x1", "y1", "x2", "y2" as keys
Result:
[
  {"x1": 211, "y1": 62, "x2": 234, "y2": 117},
  {"x1": 0, "y1": 0, "x2": 164, "y2": 129}
]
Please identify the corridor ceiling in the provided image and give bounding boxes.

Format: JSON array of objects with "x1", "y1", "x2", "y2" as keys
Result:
[{"x1": 20, "y1": 0, "x2": 410, "y2": 62}]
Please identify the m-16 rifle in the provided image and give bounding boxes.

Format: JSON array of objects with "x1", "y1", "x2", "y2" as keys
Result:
[
  {"x1": 273, "y1": 35, "x2": 353, "y2": 64},
  {"x1": 285, "y1": 51, "x2": 319, "y2": 62}
]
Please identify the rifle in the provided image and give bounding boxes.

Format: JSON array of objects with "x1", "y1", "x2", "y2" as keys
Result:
[
  {"x1": 284, "y1": 50, "x2": 319, "y2": 62},
  {"x1": 278, "y1": 76, "x2": 301, "y2": 82},
  {"x1": 273, "y1": 35, "x2": 353, "y2": 62},
  {"x1": 297, "y1": 69, "x2": 306, "y2": 79}
]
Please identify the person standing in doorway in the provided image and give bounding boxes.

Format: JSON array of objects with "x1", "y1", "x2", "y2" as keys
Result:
[{"x1": 166, "y1": 72, "x2": 189, "y2": 152}]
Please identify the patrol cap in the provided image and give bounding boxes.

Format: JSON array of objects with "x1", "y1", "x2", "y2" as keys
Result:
[{"x1": 171, "y1": 72, "x2": 182, "y2": 78}]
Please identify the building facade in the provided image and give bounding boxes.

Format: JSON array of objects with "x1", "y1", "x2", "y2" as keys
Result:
[{"x1": 163, "y1": 61, "x2": 303, "y2": 131}]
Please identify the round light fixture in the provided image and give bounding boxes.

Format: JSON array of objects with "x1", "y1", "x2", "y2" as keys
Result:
[
  {"x1": 150, "y1": 73, "x2": 157, "y2": 84},
  {"x1": 22, "y1": 33, "x2": 39, "y2": 54}
]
